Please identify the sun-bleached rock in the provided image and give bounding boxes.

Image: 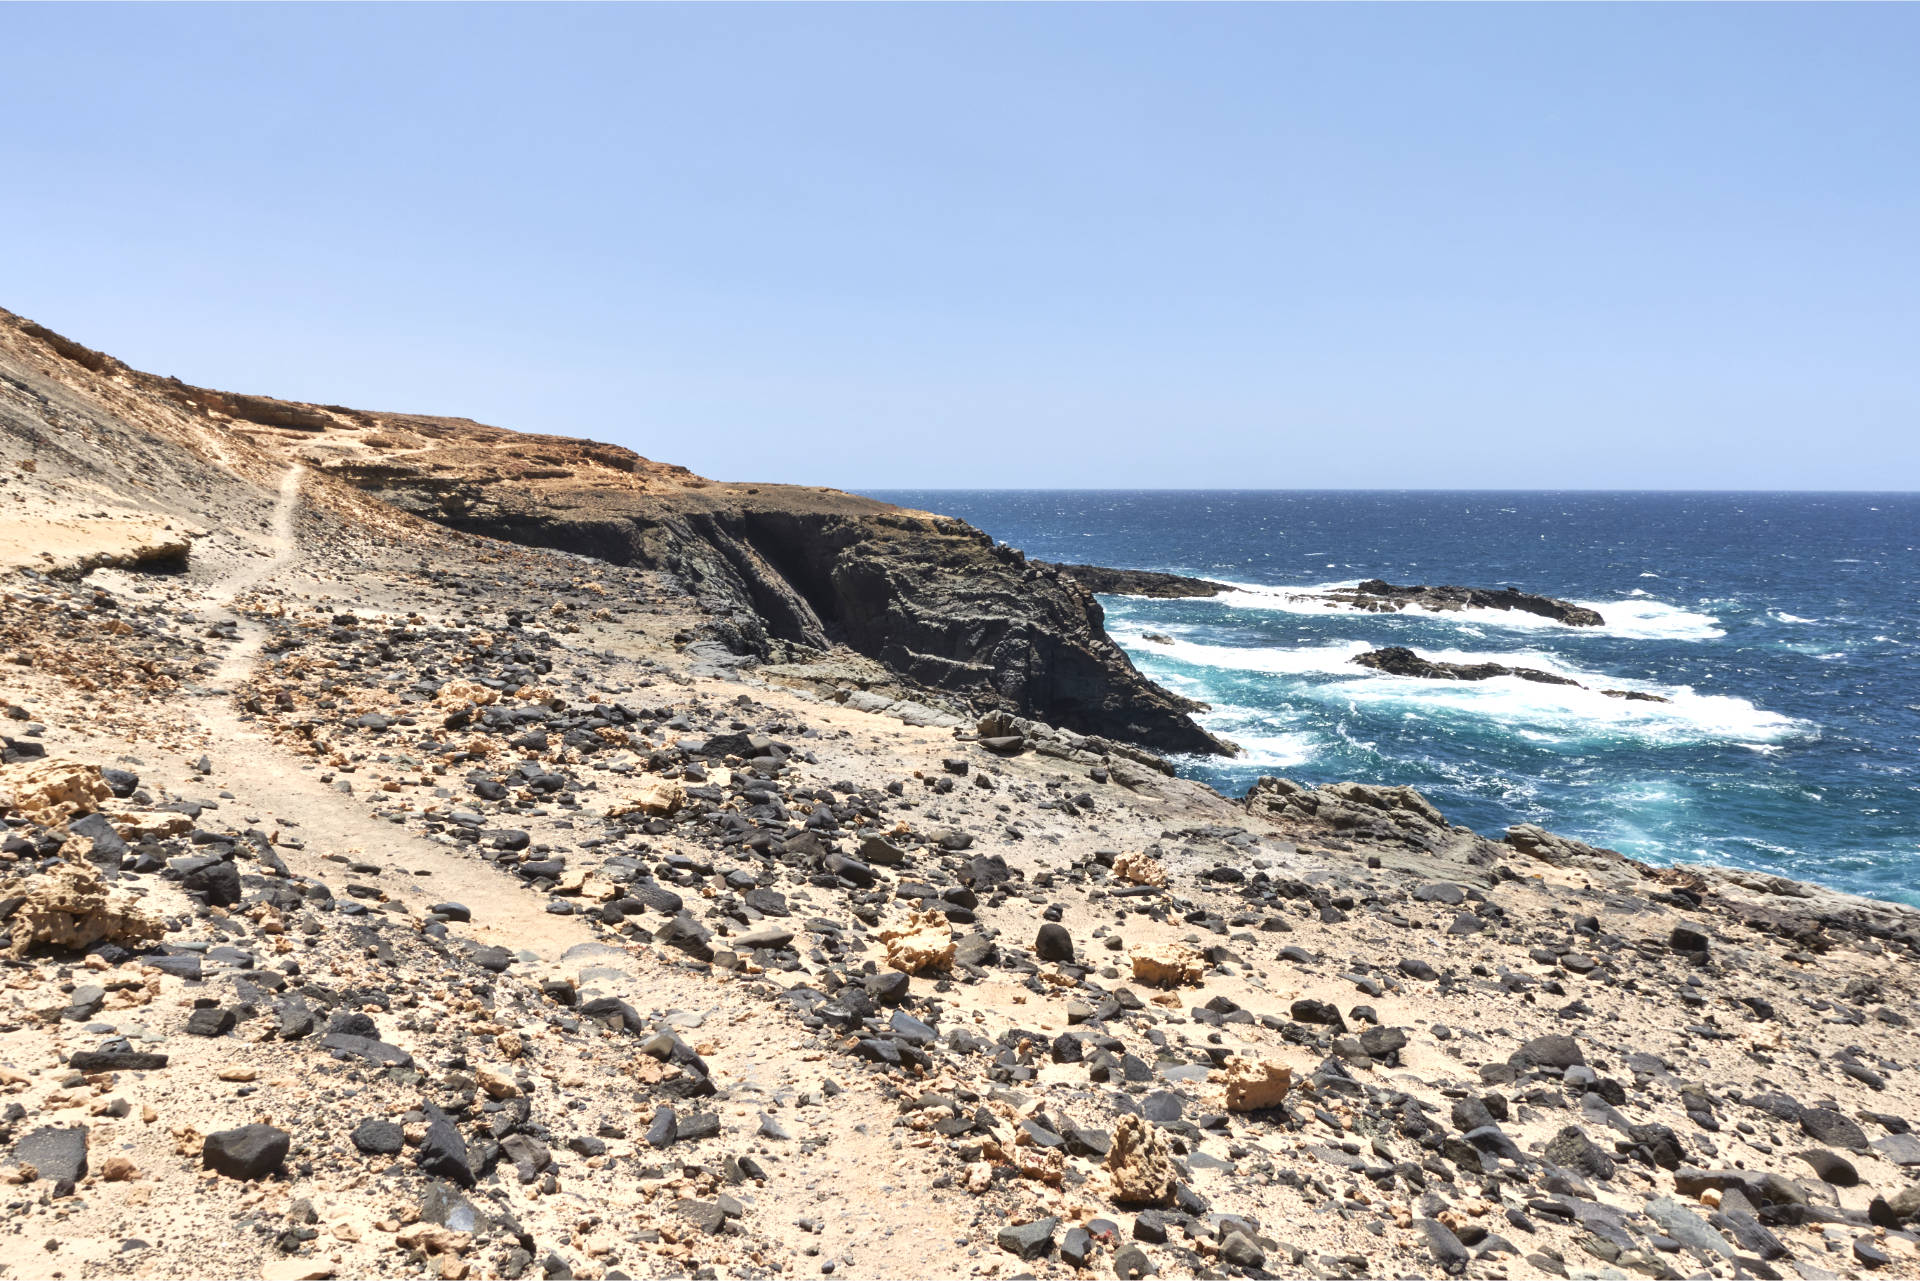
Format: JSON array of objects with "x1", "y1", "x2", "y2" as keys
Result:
[
  {"x1": 3, "y1": 860, "x2": 162, "y2": 958},
  {"x1": 1220, "y1": 1056, "x2": 1294, "y2": 1112},
  {"x1": 1112, "y1": 850, "x2": 1167, "y2": 887},
  {"x1": 1104, "y1": 1113, "x2": 1178, "y2": 1205},
  {"x1": 0, "y1": 759, "x2": 110, "y2": 825},
  {"x1": 878, "y1": 908, "x2": 955, "y2": 974},
  {"x1": 608, "y1": 775, "x2": 686, "y2": 818},
  {"x1": 432, "y1": 678, "x2": 499, "y2": 708},
  {"x1": 1130, "y1": 941, "x2": 1204, "y2": 988}
]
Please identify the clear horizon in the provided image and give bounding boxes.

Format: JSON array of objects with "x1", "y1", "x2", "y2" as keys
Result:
[
  {"x1": 5, "y1": 5, "x2": 1916, "y2": 490},
  {"x1": 863, "y1": 487, "x2": 1920, "y2": 495}
]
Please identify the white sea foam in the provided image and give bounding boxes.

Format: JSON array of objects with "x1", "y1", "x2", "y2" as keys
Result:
[
  {"x1": 1116, "y1": 628, "x2": 1803, "y2": 747},
  {"x1": 1190, "y1": 579, "x2": 1726, "y2": 641},
  {"x1": 1314, "y1": 671, "x2": 1800, "y2": 746},
  {"x1": 1117, "y1": 628, "x2": 1617, "y2": 686},
  {"x1": 1206, "y1": 727, "x2": 1317, "y2": 769}
]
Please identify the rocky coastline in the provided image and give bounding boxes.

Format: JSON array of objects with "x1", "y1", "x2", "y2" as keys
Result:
[{"x1": 3, "y1": 308, "x2": 1919, "y2": 1281}]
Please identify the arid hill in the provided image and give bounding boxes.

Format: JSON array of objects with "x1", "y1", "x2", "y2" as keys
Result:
[{"x1": 0, "y1": 308, "x2": 1225, "y2": 757}]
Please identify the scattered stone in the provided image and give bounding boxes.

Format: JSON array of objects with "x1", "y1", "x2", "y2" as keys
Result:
[{"x1": 202, "y1": 1124, "x2": 289, "y2": 1180}]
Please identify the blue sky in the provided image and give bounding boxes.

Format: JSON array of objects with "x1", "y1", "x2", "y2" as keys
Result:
[{"x1": 3, "y1": 4, "x2": 1915, "y2": 489}]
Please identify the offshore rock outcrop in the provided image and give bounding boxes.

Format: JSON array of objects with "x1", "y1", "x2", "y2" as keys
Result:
[
  {"x1": 1306, "y1": 578, "x2": 1604, "y2": 626},
  {"x1": 1353, "y1": 645, "x2": 1670, "y2": 701}
]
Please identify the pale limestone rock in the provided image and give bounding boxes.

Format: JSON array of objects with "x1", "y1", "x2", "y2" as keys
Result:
[
  {"x1": 4, "y1": 860, "x2": 162, "y2": 958},
  {"x1": 1104, "y1": 1113, "x2": 1178, "y2": 1205},
  {"x1": 878, "y1": 908, "x2": 955, "y2": 974},
  {"x1": 1112, "y1": 850, "x2": 1167, "y2": 887},
  {"x1": 1220, "y1": 1056, "x2": 1294, "y2": 1112},
  {"x1": 1130, "y1": 941, "x2": 1204, "y2": 988}
]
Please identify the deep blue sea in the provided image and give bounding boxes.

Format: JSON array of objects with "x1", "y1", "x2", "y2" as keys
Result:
[{"x1": 866, "y1": 491, "x2": 1920, "y2": 908}]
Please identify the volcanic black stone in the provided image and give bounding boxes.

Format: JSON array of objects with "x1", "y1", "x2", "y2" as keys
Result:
[
  {"x1": 646, "y1": 1107, "x2": 678, "y2": 1148},
  {"x1": 1543, "y1": 1125, "x2": 1615, "y2": 1180},
  {"x1": 1035, "y1": 922, "x2": 1074, "y2": 963},
  {"x1": 415, "y1": 1120, "x2": 473, "y2": 1186},
  {"x1": 319, "y1": 1032, "x2": 414, "y2": 1068},
  {"x1": 185, "y1": 1007, "x2": 236, "y2": 1037},
  {"x1": 351, "y1": 1118, "x2": 405, "y2": 1155},
  {"x1": 177, "y1": 856, "x2": 241, "y2": 905},
  {"x1": 1510, "y1": 1034, "x2": 1585, "y2": 1071},
  {"x1": 1113, "y1": 1244, "x2": 1154, "y2": 1279},
  {"x1": 1800, "y1": 1108, "x2": 1869, "y2": 1152},
  {"x1": 1291, "y1": 998, "x2": 1347, "y2": 1032},
  {"x1": 1670, "y1": 925, "x2": 1710, "y2": 954},
  {"x1": 996, "y1": 1217, "x2": 1057, "y2": 1259},
  {"x1": 1798, "y1": 1149, "x2": 1859, "y2": 1186},
  {"x1": 68, "y1": 1049, "x2": 168, "y2": 1072},
  {"x1": 13, "y1": 1125, "x2": 87, "y2": 1183},
  {"x1": 203, "y1": 1124, "x2": 289, "y2": 1180}
]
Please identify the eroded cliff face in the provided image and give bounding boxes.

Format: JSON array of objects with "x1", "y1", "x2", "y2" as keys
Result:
[
  {"x1": 325, "y1": 456, "x2": 1229, "y2": 755},
  {"x1": 0, "y1": 308, "x2": 1230, "y2": 755}
]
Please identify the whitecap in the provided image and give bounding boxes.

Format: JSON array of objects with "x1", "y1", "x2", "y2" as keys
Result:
[
  {"x1": 1186, "y1": 579, "x2": 1726, "y2": 641},
  {"x1": 1209, "y1": 728, "x2": 1317, "y2": 770},
  {"x1": 1118, "y1": 629, "x2": 1806, "y2": 748},
  {"x1": 1313, "y1": 674, "x2": 1804, "y2": 747},
  {"x1": 1111, "y1": 630, "x2": 1371, "y2": 677}
]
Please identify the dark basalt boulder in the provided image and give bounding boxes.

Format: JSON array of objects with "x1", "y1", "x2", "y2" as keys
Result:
[{"x1": 203, "y1": 1124, "x2": 289, "y2": 1180}]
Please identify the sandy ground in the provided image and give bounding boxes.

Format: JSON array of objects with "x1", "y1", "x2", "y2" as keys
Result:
[{"x1": 0, "y1": 311, "x2": 1917, "y2": 1281}]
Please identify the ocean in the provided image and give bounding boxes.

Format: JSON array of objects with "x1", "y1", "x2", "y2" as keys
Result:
[{"x1": 865, "y1": 490, "x2": 1920, "y2": 908}]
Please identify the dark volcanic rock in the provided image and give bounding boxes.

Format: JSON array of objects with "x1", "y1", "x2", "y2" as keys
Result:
[
  {"x1": 1039, "y1": 563, "x2": 1231, "y2": 599},
  {"x1": 415, "y1": 1119, "x2": 474, "y2": 1186},
  {"x1": 1543, "y1": 1125, "x2": 1616, "y2": 1180},
  {"x1": 68, "y1": 1048, "x2": 168, "y2": 1072},
  {"x1": 1511, "y1": 1034, "x2": 1586, "y2": 1071},
  {"x1": 996, "y1": 1217, "x2": 1058, "y2": 1259},
  {"x1": 1318, "y1": 579, "x2": 1604, "y2": 627},
  {"x1": 175, "y1": 855, "x2": 242, "y2": 905},
  {"x1": 1355, "y1": 646, "x2": 1580, "y2": 687},
  {"x1": 1034, "y1": 922, "x2": 1075, "y2": 963},
  {"x1": 351, "y1": 1118, "x2": 405, "y2": 1155},
  {"x1": 1353, "y1": 647, "x2": 1669, "y2": 702},
  {"x1": 1800, "y1": 1107, "x2": 1869, "y2": 1152},
  {"x1": 13, "y1": 1125, "x2": 87, "y2": 1183},
  {"x1": 319, "y1": 1032, "x2": 415, "y2": 1068},
  {"x1": 203, "y1": 1124, "x2": 289, "y2": 1180},
  {"x1": 321, "y1": 442, "x2": 1230, "y2": 754}
]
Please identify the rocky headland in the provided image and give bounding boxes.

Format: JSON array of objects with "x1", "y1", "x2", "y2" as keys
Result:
[{"x1": 2, "y1": 308, "x2": 1917, "y2": 1281}]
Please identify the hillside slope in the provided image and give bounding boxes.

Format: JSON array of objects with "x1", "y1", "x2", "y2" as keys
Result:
[{"x1": 0, "y1": 308, "x2": 1226, "y2": 757}]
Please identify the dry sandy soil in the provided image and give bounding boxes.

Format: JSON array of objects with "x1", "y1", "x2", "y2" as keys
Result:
[{"x1": 1, "y1": 311, "x2": 1918, "y2": 1281}]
